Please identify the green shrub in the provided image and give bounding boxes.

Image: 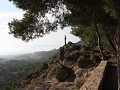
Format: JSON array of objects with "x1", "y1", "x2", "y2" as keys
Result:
[{"x1": 75, "y1": 79, "x2": 84, "y2": 90}]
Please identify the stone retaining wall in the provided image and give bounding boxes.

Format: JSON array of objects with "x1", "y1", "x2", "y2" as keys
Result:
[{"x1": 80, "y1": 61, "x2": 107, "y2": 90}]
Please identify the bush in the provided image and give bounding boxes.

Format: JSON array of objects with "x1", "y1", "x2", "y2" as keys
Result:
[{"x1": 75, "y1": 78, "x2": 84, "y2": 90}]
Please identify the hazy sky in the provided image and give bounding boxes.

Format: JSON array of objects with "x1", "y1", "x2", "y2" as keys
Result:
[{"x1": 0, "y1": 0, "x2": 80, "y2": 55}]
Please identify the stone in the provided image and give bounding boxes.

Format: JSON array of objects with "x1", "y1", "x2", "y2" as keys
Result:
[
  {"x1": 55, "y1": 65, "x2": 75, "y2": 82},
  {"x1": 67, "y1": 41, "x2": 73, "y2": 46},
  {"x1": 77, "y1": 57, "x2": 92, "y2": 68},
  {"x1": 55, "y1": 66, "x2": 68, "y2": 82},
  {"x1": 59, "y1": 47, "x2": 65, "y2": 61},
  {"x1": 65, "y1": 51, "x2": 80, "y2": 62}
]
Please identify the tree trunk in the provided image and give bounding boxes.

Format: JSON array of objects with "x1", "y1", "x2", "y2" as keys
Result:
[
  {"x1": 112, "y1": 0, "x2": 120, "y2": 89},
  {"x1": 112, "y1": 0, "x2": 120, "y2": 47},
  {"x1": 93, "y1": 12, "x2": 105, "y2": 60},
  {"x1": 116, "y1": 23, "x2": 120, "y2": 90},
  {"x1": 106, "y1": 32, "x2": 116, "y2": 52},
  {"x1": 94, "y1": 23, "x2": 105, "y2": 60}
]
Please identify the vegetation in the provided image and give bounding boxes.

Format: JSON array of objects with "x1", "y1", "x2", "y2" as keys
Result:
[
  {"x1": 0, "y1": 50, "x2": 57, "y2": 90},
  {"x1": 75, "y1": 78, "x2": 84, "y2": 90},
  {"x1": 0, "y1": 59, "x2": 44, "y2": 90},
  {"x1": 8, "y1": 0, "x2": 120, "y2": 59}
]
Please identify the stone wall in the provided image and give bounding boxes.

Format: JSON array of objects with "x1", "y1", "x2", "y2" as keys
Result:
[{"x1": 80, "y1": 61, "x2": 107, "y2": 90}]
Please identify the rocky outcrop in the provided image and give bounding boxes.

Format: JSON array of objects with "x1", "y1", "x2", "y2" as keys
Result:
[
  {"x1": 65, "y1": 51, "x2": 80, "y2": 62},
  {"x1": 17, "y1": 41, "x2": 108, "y2": 90}
]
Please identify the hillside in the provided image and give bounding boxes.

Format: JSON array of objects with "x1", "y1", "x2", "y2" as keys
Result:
[
  {"x1": 0, "y1": 58, "x2": 8, "y2": 63},
  {"x1": 0, "y1": 49, "x2": 58, "y2": 90},
  {"x1": 0, "y1": 59, "x2": 45, "y2": 90},
  {"x1": 16, "y1": 42, "x2": 112, "y2": 90},
  {"x1": 2, "y1": 49, "x2": 58, "y2": 60}
]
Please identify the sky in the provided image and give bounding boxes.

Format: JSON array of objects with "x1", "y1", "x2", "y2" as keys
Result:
[{"x1": 0, "y1": 0, "x2": 80, "y2": 55}]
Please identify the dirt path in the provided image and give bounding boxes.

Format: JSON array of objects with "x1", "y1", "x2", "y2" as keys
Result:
[{"x1": 102, "y1": 65, "x2": 118, "y2": 90}]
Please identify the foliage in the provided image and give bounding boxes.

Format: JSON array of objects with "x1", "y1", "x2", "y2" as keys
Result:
[
  {"x1": 66, "y1": 0, "x2": 117, "y2": 50},
  {"x1": 8, "y1": 0, "x2": 68, "y2": 41},
  {"x1": 0, "y1": 59, "x2": 44, "y2": 89},
  {"x1": 8, "y1": 0, "x2": 118, "y2": 52},
  {"x1": 7, "y1": 0, "x2": 102, "y2": 40},
  {"x1": 53, "y1": 87, "x2": 60, "y2": 90},
  {"x1": 71, "y1": 26, "x2": 97, "y2": 46},
  {"x1": 75, "y1": 79, "x2": 84, "y2": 90}
]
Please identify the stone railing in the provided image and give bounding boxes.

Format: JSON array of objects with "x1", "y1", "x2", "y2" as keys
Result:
[{"x1": 80, "y1": 61, "x2": 107, "y2": 90}]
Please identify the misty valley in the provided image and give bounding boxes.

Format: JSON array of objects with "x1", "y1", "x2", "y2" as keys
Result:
[{"x1": 0, "y1": 49, "x2": 57, "y2": 90}]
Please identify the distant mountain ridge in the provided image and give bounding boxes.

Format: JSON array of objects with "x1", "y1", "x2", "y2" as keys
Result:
[
  {"x1": 1, "y1": 49, "x2": 58, "y2": 60},
  {"x1": 0, "y1": 58, "x2": 7, "y2": 63}
]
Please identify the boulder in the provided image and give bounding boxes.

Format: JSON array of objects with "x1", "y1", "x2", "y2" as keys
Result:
[
  {"x1": 65, "y1": 51, "x2": 80, "y2": 62},
  {"x1": 55, "y1": 68, "x2": 68, "y2": 82},
  {"x1": 59, "y1": 47, "x2": 65, "y2": 61},
  {"x1": 66, "y1": 45, "x2": 80, "y2": 51},
  {"x1": 55, "y1": 65, "x2": 75, "y2": 82},
  {"x1": 77, "y1": 56, "x2": 93, "y2": 68},
  {"x1": 67, "y1": 41, "x2": 73, "y2": 46}
]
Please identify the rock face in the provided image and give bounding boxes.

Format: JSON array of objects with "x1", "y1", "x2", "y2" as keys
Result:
[
  {"x1": 16, "y1": 41, "x2": 105, "y2": 90},
  {"x1": 55, "y1": 65, "x2": 75, "y2": 82},
  {"x1": 65, "y1": 51, "x2": 81, "y2": 62},
  {"x1": 55, "y1": 65, "x2": 69, "y2": 82},
  {"x1": 59, "y1": 47, "x2": 65, "y2": 61},
  {"x1": 58, "y1": 42, "x2": 102, "y2": 68}
]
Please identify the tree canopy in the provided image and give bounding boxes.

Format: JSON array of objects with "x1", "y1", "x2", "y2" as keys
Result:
[
  {"x1": 8, "y1": 0, "x2": 69, "y2": 41},
  {"x1": 8, "y1": 0, "x2": 120, "y2": 49}
]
